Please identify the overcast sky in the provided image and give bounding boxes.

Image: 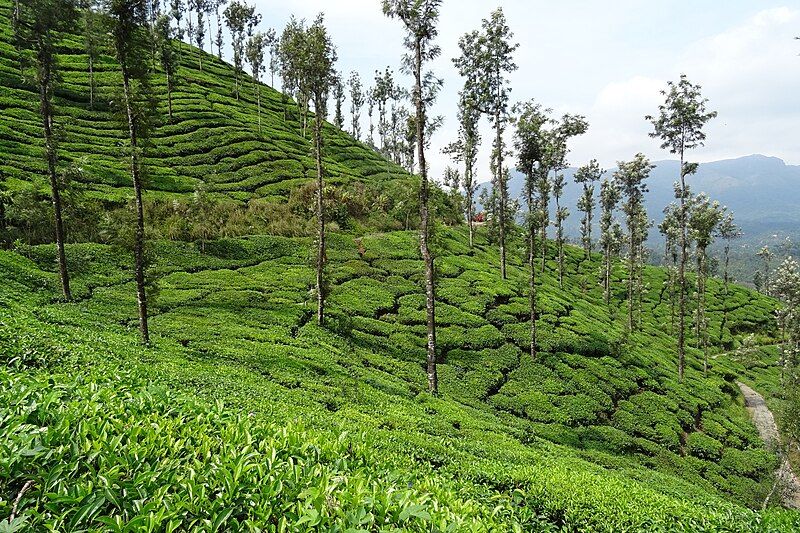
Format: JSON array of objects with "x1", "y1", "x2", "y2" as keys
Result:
[{"x1": 250, "y1": 1, "x2": 800, "y2": 183}]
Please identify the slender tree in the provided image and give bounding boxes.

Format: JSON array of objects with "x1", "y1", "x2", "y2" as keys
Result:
[
  {"x1": 169, "y1": 0, "x2": 185, "y2": 56},
  {"x1": 514, "y1": 100, "x2": 550, "y2": 359},
  {"x1": 214, "y1": 0, "x2": 227, "y2": 59},
  {"x1": 224, "y1": 0, "x2": 258, "y2": 99},
  {"x1": 614, "y1": 154, "x2": 653, "y2": 333},
  {"x1": 549, "y1": 115, "x2": 588, "y2": 285},
  {"x1": 366, "y1": 91, "x2": 375, "y2": 145},
  {"x1": 155, "y1": 14, "x2": 177, "y2": 120},
  {"x1": 535, "y1": 157, "x2": 551, "y2": 273},
  {"x1": 717, "y1": 212, "x2": 741, "y2": 341},
  {"x1": 265, "y1": 27, "x2": 278, "y2": 87},
  {"x1": 773, "y1": 258, "x2": 800, "y2": 425},
  {"x1": 453, "y1": 8, "x2": 518, "y2": 279},
  {"x1": 186, "y1": 0, "x2": 195, "y2": 50},
  {"x1": 599, "y1": 178, "x2": 621, "y2": 304},
  {"x1": 279, "y1": 17, "x2": 311, "y2": 136},
  {"x1": 245, "y1": 31, "x2": 266, "y2": 133},
  {"x1": 78, "y1": 0, "x2": 101, "y2": 109},
  {"x1": 454, "y1": 96, "x2": 480, "y2": 247},
  {"x1": 553, "y1": 173, "x2": 568, "y2": 287},
  {"x1": 574, "y1": 159, "x2": 603, "y2": 260},
  {"x1": 332, "y1": 72, "x2": 345, "y2": 130},
  {"x1": 757, "y1": 245, "x2": 774, "y2": 296},
  {"x1": 18, "y1": 0, "x2": 78, "y2": 300},
  {"x1": 660, "y1": 202, "x2": 681, "y2": 334},
  {"x1": 194, "y1": 0, "x2": 206, "y2": 69},
  {"x1": 383, "y1": 0, "x2": 443, "y2": 395},
  {"x1": 304, "y1": 14, "x2": 337, "y2": 327},
  {"x1": 689, "y1": 193, "x2": 724, "y2": 374},
  {"x1": 348, "y1": 71, "x2": 364, "y2": 140},
  {"x1": 647, "y1": 75, "x2": 717, "y2": 381},
  {"x1": 108, "y1": 0, "x2": 158, "y2": 344}
]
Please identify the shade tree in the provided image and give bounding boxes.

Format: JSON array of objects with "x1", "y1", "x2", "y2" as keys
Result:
[
  {"x1": 647, "y1": 74, "x2": 717, "y2": 381},
  {"x1": 383, "y1": 0, "x2": 443, "y2": 395}
]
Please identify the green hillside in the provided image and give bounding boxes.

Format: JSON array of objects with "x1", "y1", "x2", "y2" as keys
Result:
[
  {"x1": 2, "y1": 228, "x2": 798, "y2": 530},
  {"x1": 0, "y1": 0, "x2": 406, "y2": 206},
  {"x1": 2, "y1": 1, "x2": 799, "y2": 530}
]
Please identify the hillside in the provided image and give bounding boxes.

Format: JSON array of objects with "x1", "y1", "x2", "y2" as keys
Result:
[
  {"x1": 2, "y1": 2, "x2": 800, "y2": 530},
  {"x1": 0, "y1": 0, "x2": 407, "y2": 206},
  {"x1": 2, "y1": 227, "x2": 798, "y2": 530}
]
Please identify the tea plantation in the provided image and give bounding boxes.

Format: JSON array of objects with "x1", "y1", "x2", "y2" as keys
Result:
[
  {"x1": 2, "y1": 0, "x2": 799, "y2": 529},
  {"x1": 0, "y1": 0, "x2": 407, "y2": 206},
  {"x1": 1, "y1": 227, "x2": 798, "y2": 530}
]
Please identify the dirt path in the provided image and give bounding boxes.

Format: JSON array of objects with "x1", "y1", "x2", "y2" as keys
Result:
[{"x1": 737, "y1": 381, "x2": 800, "y2": 509}]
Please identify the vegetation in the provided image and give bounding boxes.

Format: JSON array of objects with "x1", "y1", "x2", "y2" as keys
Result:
[{"x1": 1, "y1": 0, "x2": 798, "y2": 529}]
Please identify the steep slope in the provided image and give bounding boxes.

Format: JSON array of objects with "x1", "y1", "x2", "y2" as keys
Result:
[
  {"x1": 0, "y1": 0, "x2": 406, "y2": 204},
  {"x1": 2, "y1": 228, "x2": 797, "y2": 530}
]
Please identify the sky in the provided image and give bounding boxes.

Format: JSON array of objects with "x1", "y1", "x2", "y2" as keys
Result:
[{"x1": 249, "y1": 0, "x2": 800, "y2": 184}]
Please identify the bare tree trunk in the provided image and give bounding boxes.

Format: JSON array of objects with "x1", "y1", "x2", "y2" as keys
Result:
[
  {"x1": 604, "y1": 242, "x2": 611, "y2": 305},
  {"x1": 207, "y1": 17, "x2": 213, "y2": 56},
  {"x1": 314, "y1": 105, "x2": 325, "y2": 326},
  {"x1": 556, "y1": 194, "x2": 564, "y2": 289},
  {"x1": 698, "y1": 246, "x2": 708, "y2": 376},
  {"x1": 414, "y1": 42, "x2": 437, "y2": 395},
  {"x1": 678, "y1": 149, "x2": 687, "y2": 381},
  {"x1": 121, "y1": 68, "x2": 150, "y2": 344},
  {"x1": 628, "y1": 224, "x2": 635, "y2": 334},
  {"x1": 466, "y1": 160, "x2": 474, "y2": 248},
  {"x1": 37, "y1": 44, "x2": 72, "y2": 301},
  {"x1": 496, "y1": 110, "x2": 506, "y2": 280},
  {"x1": 528, "y1": 185, "x2": 537, "y2": 359},
  {"x1": 720, "y1": 242, "x2": 730, "y2": 342}
]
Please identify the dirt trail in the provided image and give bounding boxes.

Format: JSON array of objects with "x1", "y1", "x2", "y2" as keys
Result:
[{"x1": 737, "y1": 381, "x2": 800, "y2": 509}]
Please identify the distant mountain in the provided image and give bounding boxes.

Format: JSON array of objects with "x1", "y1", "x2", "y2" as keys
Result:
[{"x1": 477, "y1": 155, "x2": 800, "y2": 243}]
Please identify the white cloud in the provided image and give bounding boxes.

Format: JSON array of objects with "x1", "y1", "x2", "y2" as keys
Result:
[{"x1": 568, "y1": 6, "x2": 800, "y2": 168}]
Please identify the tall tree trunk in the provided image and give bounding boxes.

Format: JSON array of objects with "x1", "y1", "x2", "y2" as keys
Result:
[
  {"x1": 496, "y1": 110, "x2": 506, "y2": 280},
  {"x1": 121, "y1": 68, "x2": 150, "y2": 344},
  {"x1": 628, "y1": 223, "x2": 635, "y2": 334},
  {"x1": 207, "y1": 17, "x2": 213, "y2": 56},
  {"x1": 528, "y1": 184, "x2": 537, "y2": 359},
  {"x1": 466, "y1": 160, "x2": 474, "y2": 248},
  {"x1": 586, "y1": 202, "x2": 593, "y2": 260},
  {"x1": 699, "y1": 247, "x2": 708, "y2": 375},
  {"x1": 604, "y1": 241, "x2": 611, "y2": 305},
  {"x1": 37, "y1": 44, "x2": 72, "y2": 301},
  {"x1": 720, "y1": 242, "x2": 730, "y2": 342},
  {"x1": 314, "y1": 103, "x2": 325, "y2": 326},
  {"x1": 556, "y1": 194, "x2": 563, "y2": 289},
  {"x1": 540, "y1": 177, "x2": 548, "y2": 274},
  {"x1": 678, "y1": 149, "x2": 687, "y2": 381},
  {"x1": 414, "y1": 41, "x2": 437, "y2": 395}
]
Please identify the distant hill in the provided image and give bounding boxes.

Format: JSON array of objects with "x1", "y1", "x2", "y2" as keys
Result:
[{"x1": 478, "y1": 154, "x2": 800, "y2": 244}]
